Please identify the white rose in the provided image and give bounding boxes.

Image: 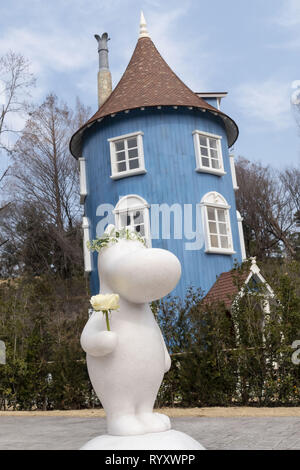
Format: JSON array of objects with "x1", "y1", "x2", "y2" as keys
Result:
[{"x1": 90, "y1": 293, "x2": 120, "y2": 311}]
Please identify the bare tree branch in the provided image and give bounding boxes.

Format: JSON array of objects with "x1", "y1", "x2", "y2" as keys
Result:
[
  {"x1": 235, "y1": 157, "x2": 296, "y2": 259},
  {"x1": 1, "y1": 94, "x2": 91, "y2": 277},
  {"x1": 0, "y1": 51, "x2": 36, "y2": 152},
  {"x1": 0, "y1": 239, "x2": 8, "y2": 248}
]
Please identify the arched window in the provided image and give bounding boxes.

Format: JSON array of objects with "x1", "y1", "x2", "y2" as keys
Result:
[
  {"x1": 114, "y1": 195, "x2": 151, "y2": 246},
  {"x1": 201, "y1": 192, "x2": 235, "y2": 254}
]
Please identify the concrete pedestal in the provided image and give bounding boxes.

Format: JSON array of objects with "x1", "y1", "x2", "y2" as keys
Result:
[{"x1": 80, "y1": 429, "x2": 205, "y2": 450}]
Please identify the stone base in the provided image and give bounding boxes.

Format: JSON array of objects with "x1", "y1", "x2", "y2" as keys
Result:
[{"x1": 80, "y1": 429, "x2": 205, "y2": 450}]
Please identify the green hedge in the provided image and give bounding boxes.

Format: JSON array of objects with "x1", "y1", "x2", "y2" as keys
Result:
[
  {"x1": 156, "y1": 261, "x2": 300, "y2": 407},
  {"x1": 0, "y1": 261, "x2": 299, "y2": 410}
]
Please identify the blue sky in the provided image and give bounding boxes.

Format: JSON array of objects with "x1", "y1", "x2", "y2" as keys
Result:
[{"x1": 0, "y1": 0, "x2": 299, "y2": 172}]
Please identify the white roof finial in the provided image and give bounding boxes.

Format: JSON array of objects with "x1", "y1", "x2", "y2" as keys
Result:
[
  {"x1": 250, "y1": 256, "x2": 260, "y2": 275},
  {"x1": 139, "y1": 11, "x2": 150, "y2": 38}
]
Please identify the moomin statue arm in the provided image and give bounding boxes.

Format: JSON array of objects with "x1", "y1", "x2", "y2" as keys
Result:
[{"x1": 80, "y1": 312, "x2": 117, "y2": 357}]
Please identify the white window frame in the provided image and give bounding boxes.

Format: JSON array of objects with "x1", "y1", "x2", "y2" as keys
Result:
[
  {"x1": 114, "y1": 194, "x2": 151, "y2": 247},
  {"x1": 201, "y1": 191, "x2": 235, "y2": 255},
  {"x1": 236, "y1": 210, "x2": 246, "y2": 261},
  {"x1": 82, "y1": 217, "x2": 93, "y2": 273},
  {"x1": 229, "y1": 154, "x2": 239, "y2": 190},
  {"x1": 108, "y1": 131, "x2": 146, "y2": 180},
  {"x1": 79, "y1": 157, "x2": 87, "y2": 204},
  {"x1": 193, "y1": 130, "x2": 226, "y2": 176}
]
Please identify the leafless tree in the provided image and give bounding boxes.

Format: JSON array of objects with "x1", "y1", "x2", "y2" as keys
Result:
[
  {"x1": 235, "y1": 157, "x2": 296, "y2": 259},
  {"x1": 0, "y1": 51, "x2": 35, "y2": 151},
  {"x1": 280, "y1": 167, "x2": 300, "y2": 258},
  {"x1": 0, "y1": 51, "x2": 35, "y2": 218},
  {"x1": 280, "y1": 167, "x2": 300, "y2": 219},
  {"x1": 11, "y1": 94, "x2": 90, "y2": 228},
  {"x1": 3, "y1": 94, "x2": 91, "y2": 276}
]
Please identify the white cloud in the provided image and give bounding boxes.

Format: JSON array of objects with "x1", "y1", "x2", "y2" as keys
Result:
[
  {"x1": 0, "y1": 28, "x2": 94, "y2": 74},
  {"x1": 269, "y1": 0, "x2": 300, "y2": 50},
  {"x1": 0, "y1": 23, "x2": 99, "y2": 104},
  {"x1": 234, "y1": 79, "x2": 293, "y2": 130},
  {"x1": 274, "y1": 0, "x2": 300, "y2": 27}
]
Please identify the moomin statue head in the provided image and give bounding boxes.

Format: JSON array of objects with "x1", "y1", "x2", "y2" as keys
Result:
[{"x1": 96, "y1": 225, "x2": 181, "y2": 304}]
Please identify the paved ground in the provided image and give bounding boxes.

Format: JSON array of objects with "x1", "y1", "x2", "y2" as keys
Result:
[{"x1": 0, "y1": 416, "x2": 299, "y2": 450}]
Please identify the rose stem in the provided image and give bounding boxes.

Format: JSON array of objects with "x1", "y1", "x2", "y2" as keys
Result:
[{"x1": 104, "y1": 310, "x2": 111, "y2": 331}]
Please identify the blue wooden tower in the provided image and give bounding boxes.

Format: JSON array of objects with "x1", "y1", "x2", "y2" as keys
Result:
[{"x1": 70, "y1": 13, "x2": 246, "y2": 299}]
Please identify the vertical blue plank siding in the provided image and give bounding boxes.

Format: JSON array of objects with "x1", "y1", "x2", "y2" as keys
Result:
[
  {"x1": 83, "y1": 107, "x2": 242, "y2": 298},
  {"x1": 199, "y1": 97, "x2": 218, "y2": 109}
]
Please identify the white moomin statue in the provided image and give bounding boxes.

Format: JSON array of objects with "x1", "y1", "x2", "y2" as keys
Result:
[{"x1": 80, "y1": 225, "x2": 204, "y2": 450}]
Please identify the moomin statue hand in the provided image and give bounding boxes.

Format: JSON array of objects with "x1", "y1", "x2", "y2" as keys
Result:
[{"x1": 81, "y1": 293, "x2": 120, "y2": 356}]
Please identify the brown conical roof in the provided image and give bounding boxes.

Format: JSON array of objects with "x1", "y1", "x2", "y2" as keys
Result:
[{"x1": 70, "y1": 36, "x2": 238, "y2": 158}]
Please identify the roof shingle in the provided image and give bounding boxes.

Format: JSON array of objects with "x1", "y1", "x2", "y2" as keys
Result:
[{"x1": 204, "y1": 270, "x2": 249, "y2": 308}]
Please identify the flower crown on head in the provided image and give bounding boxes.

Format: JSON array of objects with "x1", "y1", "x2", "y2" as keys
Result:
[{"x1": 87, "y1": 224, "x2": 146, "y2": 253}]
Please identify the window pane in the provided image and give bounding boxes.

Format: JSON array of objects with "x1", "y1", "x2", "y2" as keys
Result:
[
  {"x1": 220, "y1": 236, "x2": 229, "y2": 249},
  {"x1": 209, "y1": 138, "x2": 217, "y2": 149},
  {"x1": 200, "y1": 147, "x2": 208, "y2": 156},
  {"x1": 219, "y1": 223, "x2": 227, "y2": 235},
  {"x1": 119, "y1": 214, "x2": 126, "y2": 226},
  {"x1": 135, "y1": 224, "x2": 145, "y2": 236},
  {"x1": 211, "y1": 159, "x2": 220, "y2": 169},
  {"x1": 129, "y1": 158, "x2": 140, "y2": 170},
  {"x1": 207, "y1": 208, "x2": 215, "y2": 220},
  {"x1": 127, "y1": 137, "x2": 137, "y2": 149},
  {"x1": 115, "y1": 140, "x2": 125, "y2": 151},
  {"x1": 199, "y1": 136, "x2": 207, "y2": 146},
  {"x1": 116, "y1": 151, "x2": 126, "y2": 162},
  {"x1": 209, "y1": 222, "x2": 217, "y2": 234},
  {"x1": 217, "y1": 209, "x2": 226, "y2": 222},
  {"x1": 210, "y1": 149, "x2": 218, "y2": 159},
  {"x1": 120, "y1": 213, "x2": 131, "y2": 226},
  {"x1": 117, "y1": 161, "x2": 126, "y2": 172},
  {"x1": 201, "y1": 157, "x2": 210, "y2": 167},
  {"x1": 210, "y1": 235, "x2": 219, "y2": 248},
  {"x1": 133, "y1": 210, "x2": 144, "y2": 224},
  {"x1": 128, "y1": 148, "x2": 138, "y2": 159}
]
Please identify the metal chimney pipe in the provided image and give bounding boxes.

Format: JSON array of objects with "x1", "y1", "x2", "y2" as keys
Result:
[{"x1": 94, "y1": 33, "x2": 112, "y2": 107}]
